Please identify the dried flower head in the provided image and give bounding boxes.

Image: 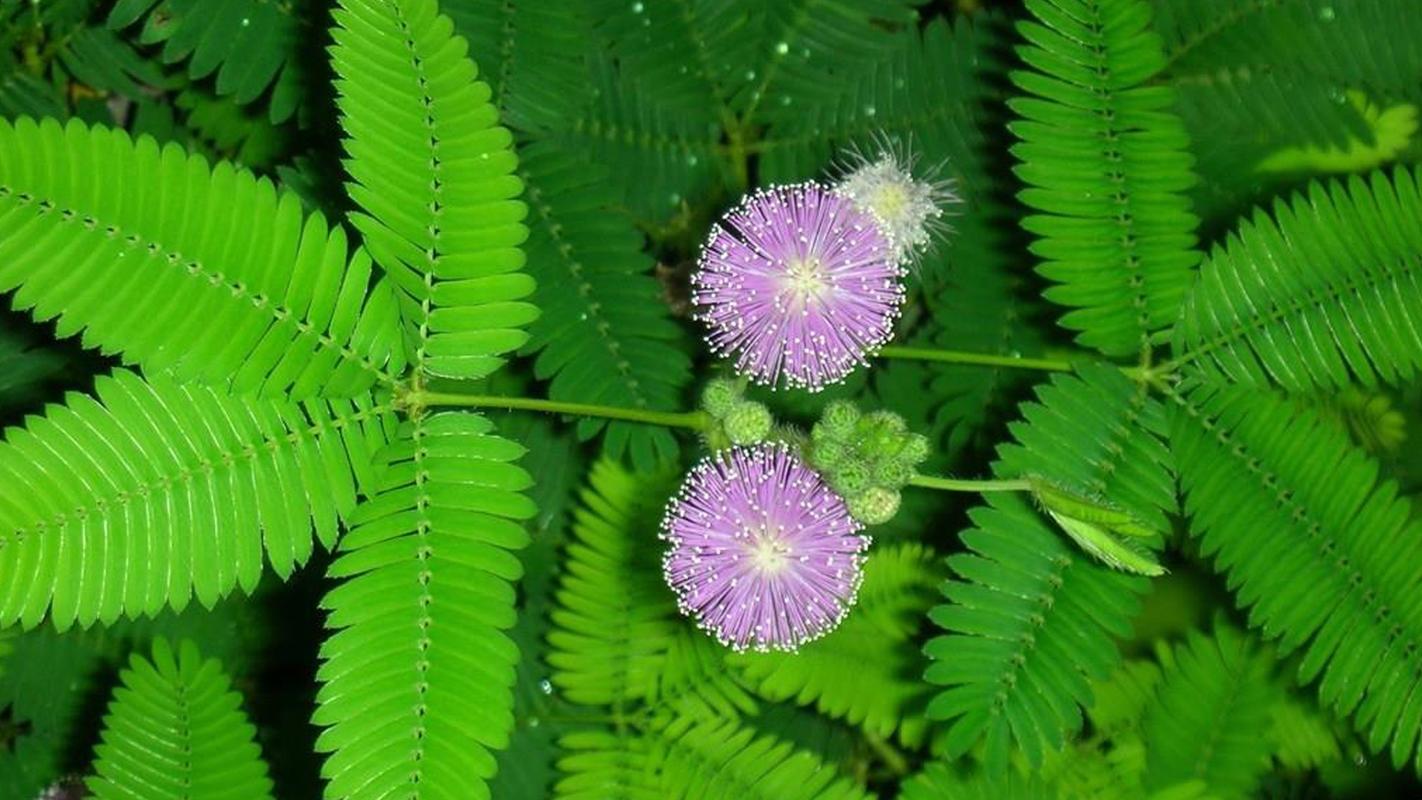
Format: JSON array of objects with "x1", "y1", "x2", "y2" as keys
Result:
[
  {"x1": 661, "y1": 443, "x2": 870, "y2": 652},
  {"x1": 834, "y1": 134, "x2": 961, "y2": 264},
  {"x1": 693, "y1": 182, "x2": 905, "y2": 391}
]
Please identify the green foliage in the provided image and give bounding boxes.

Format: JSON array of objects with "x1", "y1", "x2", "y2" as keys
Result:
[
  {"x1": 1153, "y1": 0, "x2": 1422, "y2": 217},
  {"x1": 730, "y1": 543, "x2": 943, "y2": 745},
  {"x1": 87, "y1": 638, "x2": 274, "y2": 800},
  {"x1": 1010, "y1": 0, "x2": 1201, "y2": 356},
  {"x1": 1170, "y1": 381, "x2": 1422, "y2": 772},
  {"x1": 331, "y1": 0, "x2": 533, "y2": 381},
  {"x1": 315, "y1": 412, "x2": 535, "y2": 800},
  {"x1": 1141, "y1": 624, "x2": 1280, "y2": 798},
  {"x1": 107, "y1": 0, "x2": 308, "y2": 122},
  {"x1": 0, "y1": 117, "x2": 406, "y2": 399},
  {"x1": 3, "y1": 0, "x2": 1422, "y2": 797},
  {"x1": 1173, "y1": 168, "x2": 1422, "y2": 392},
  {"x1": 925, "y1": 365, "x2": 1170, "y2": 768},
  {"x1": 556, "y1": 717, "x2": 870, "y2": 800},
  {"x1": 547, "y1": 458, "x2": 751, "y2": 714},
  {"x1": 0, "y1": 369, "x2": 394, "y2": 629},
  {"x1": 518, "y1": 140, "x2": 691, "y2": 467}
]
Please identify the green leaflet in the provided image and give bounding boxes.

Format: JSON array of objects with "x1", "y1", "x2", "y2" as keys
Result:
[
  {"x1": 1010, "y1": 0, "x2": 1201, "y2": 357},
  {"x1": 1172, "y1": 167, "x2": 1422, "y2": 392},
  {"x1": 0, "y1": 117, "x2": 406, "y2": 400},
  {"x1": 331, "y1": 0, "x2": 535, "y2": 381},
  {"x1": 1031, "y1": 478, "x2": 1166, "y2": 576},
  {"x1": 0, "y1": 369, "x2": 394, "y2": 630},
  {"x1": 315, "y1": 412, "x2": 536, "y2": 800},
  {"x1": 87, "y1": 638, "x2": 274, "y2": 800},
  {"x1": 1170, "y1": 379, "x2": 1422, "y2": 773}
]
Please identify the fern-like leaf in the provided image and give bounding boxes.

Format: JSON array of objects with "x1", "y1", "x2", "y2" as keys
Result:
[
  {"x1": 87, "y1": 638, "x2": 274, "y2": 800},
  {"x1": 0, "y1": 369, "x2": 394, "y2": 630},
  {"x1": 314, "y1": 411, "x2": 535, "y2": 799},
  {"x1": 1010, "y1": 0, "x2": 1201, "y2": 356},
  {"x1": 547, "y1": 459, "x2": 754, "y2": 716},
  {"x1": 925, "y1": 365, "x2": 1172, "y2": 767},
  {"x1": 519, "y1": 140, "x2": 691, "y2": 469},
  {"x1": 331, "y1": 0, "x2": 534, "y2": 381},
  {"x1": 731, "y1": 543, "x2": 942, "y2": 745},
  {"x1": 1169, "y1": 380, "x2": 1422, "y2": 772},
  {"x1": 1172, "y1": 168, "x2": 1422, "y2": 392},
  {"x1": 899, "y1": 762, "x2": 1056, "y2": 800},
  {"x1": 556, "y1": 718, "x2": 870, "y2": 800},
  {"x1": 0, "y1": 118, "x2": 406, "y2": 399},
  {"x1": 107, "y1": 0, "x2": 307, "y2": 121},
  {"x1": 1142, "y1": 624, "x2": 1280, "y2": 798}
]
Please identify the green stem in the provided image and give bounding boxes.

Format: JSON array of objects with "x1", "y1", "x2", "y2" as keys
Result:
[
  {"x1": 878, "y1": 345, "x2": 1073, "y2": 373},
  {"x1": 413, "y1": 391, "x2": 710, "y2": 431},
  {"x1": 908, "y1": 474, "x2": 1032, "y2": 493}
]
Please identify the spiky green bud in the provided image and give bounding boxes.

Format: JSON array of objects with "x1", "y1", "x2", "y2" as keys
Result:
[
  {"x1": 873, "y1": 458, "x2": 913, "y2": 489},
  {"x1": 812, "y1": 438, "x2": 846, "y2": 469},
  {"x1": 820, "y1": 400, "x2": 860, "y2": 437},
  {"x1": 724, "y1": 401, "x2": 772, "y2": 445},
  {"x1": 833, "y1": 460, "x2": 871, "y2": 496},
  {"x1": 701, "y1": 378, "x2": 740, "y2": 418},
  {"x1": 896, "y1": 433, "x2": 931, "y2": 466},
  {"x1": 847, "y1": 487, "x2": 901, "y2": 525}
]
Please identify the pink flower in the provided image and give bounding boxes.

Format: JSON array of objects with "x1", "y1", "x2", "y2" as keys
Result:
[
  {"x1": 661, "y1": 443, "x2": 870, "y2": 652},
  {"x1": 693, "y1": 183, "x2": 905, "y2": 391}
]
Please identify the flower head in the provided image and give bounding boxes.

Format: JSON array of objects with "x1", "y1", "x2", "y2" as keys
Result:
[
  {"x1": 693, "y1": 182, "x2": 905, "y2": 391},
  {"x1": 834, "y1": 136, "x2": 961, "y2": 264},
  {"x1": 661, "y1": 443, "x2": 870, "y2": 652}
]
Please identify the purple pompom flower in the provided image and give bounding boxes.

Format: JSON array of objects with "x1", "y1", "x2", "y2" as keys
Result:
[
  {"x1": 661, "y1": 443, "x2": 870, "y2": 652},
  {"x1": 693, "y1": 182, "x2": 905, "y2": 391}
]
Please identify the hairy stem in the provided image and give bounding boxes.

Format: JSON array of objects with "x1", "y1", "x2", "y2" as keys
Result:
[
  {"x1": 411, "y1": 391, "x2": 711, "y2": 430},
  {"x1": 909, "y1": 474, "x2": 1033, "y2": 493},
  {"x1": 878, "y1": 345, "x2": 1074, "y2": 373}
]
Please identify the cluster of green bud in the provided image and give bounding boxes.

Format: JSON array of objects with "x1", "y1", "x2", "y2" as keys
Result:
[
  {"x1": 700, "y1": 378, "x2": 773, "y2": 450},
  {"x1": 808, "y1": 400, "x2": 929, "y2": 525}
]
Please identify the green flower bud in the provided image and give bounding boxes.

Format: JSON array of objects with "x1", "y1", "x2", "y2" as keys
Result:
[
  {"x1": 812, "y1": 438, "x2": 846, "y2": 469},
  {"x1": 847, "y1": 487, "x2": 901, "y2": 526},
  {"x1": 701, "y1": 378, "x2": 740, "y2": 418},
  {"x1": 872, "y1": 458, "x2": 913, "y2": 489},
  {"x1": 895, "y1": 433, "x2": 931, "y2": 466},
  {"x1": 724, "y1": 401, "x2": 772, "y2": 445},
  {"x1": 864, "y1": 410, "x2": 907, "y2": 436},
  {"x1": 820, "y1": 400, "x2": 860, "y2": 437},
  {"x1": 832, "y1": 460, "x2": 871, "y2": 496}
]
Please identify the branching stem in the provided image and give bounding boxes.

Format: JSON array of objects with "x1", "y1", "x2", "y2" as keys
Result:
[
  {"x1": 410, "y1": 391, "x2": 711, "y2": 431},
  {"x1": 877, "y1": 345, "x2": 1074, "y2": 373},
  {"x1": 908, "y1": 474, "x2": 1032, "y2": 493}
]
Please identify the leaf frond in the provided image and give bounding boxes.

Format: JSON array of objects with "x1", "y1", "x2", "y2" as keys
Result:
[
  {"x1": 87, "y1": 638, "x2": 274, "y2": 800},
  {"x1": 1009, "y1": 0, "x2": 1201, "y2": 356},
  {"x1": 1169, "y1": 379, "x2": 1422, "y2": 772},
  {"x1": 924, "y1": 365, "x2": 1172, "y2": 767},
  {"x1": 0, "y1": 369, "x2": 394, "y2": 630},
  {"x1": 0, "y1": 117, "x2": 406, "y2": 399},
  {"x1": 730, "y1": 542, "x2": 943, "y2": 746},
  {"x1": 1172, "y1": 167, "x2": 1422, "y2": 392},
  {"x1": 331, "y1": 0, "x2": 534, "y2": 380},
  {"x1": 314, "y1": 411, "x2": 535, "y2": 800}
]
